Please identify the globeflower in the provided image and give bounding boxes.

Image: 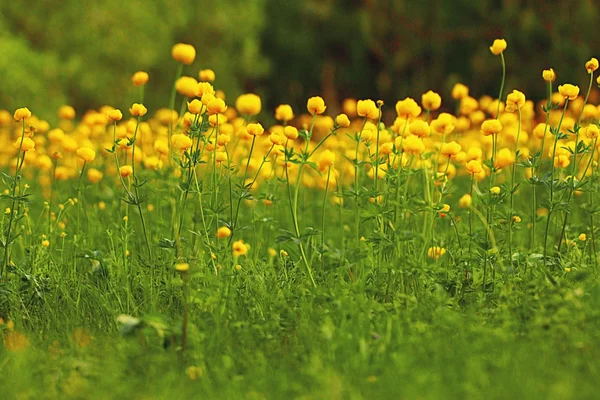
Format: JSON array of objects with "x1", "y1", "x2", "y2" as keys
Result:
[
  {"x1": 119, "y1": 165, "x2": 133, "y2": 178},
  {"x1": 307, "y1": 96, "x2": 327, "y2": 115},
  {"x1": 236, "y1": 94, "x2": 262, "y2": 116},
  {"x1": 356, "y1": 99, "x2": 378, "y2": 119},
  {"x1": 409, "y1": 119, "x2": 430, "y2": 138},
  {"x1": 232, "y1": 240, "x2": 249, "y2": 257},
  {"x1": 77, "y1": 147, "x2": 96, "y2": 162},
  {"x1": 440, "y1": 141, "x2": 461, "y2": 158},
  {"x1": 318, "y1": 149, "x2": 336, "y2": 171},
  {"x1": 427, "y1": 246, "x2": 446, "y2": 260},
  {"x1": 217, "y1": 226, "x2": 232, "y2": 239},
  {"x1": 171, "y1": 133, "x2": 193, "y2": 151},
  {"x1": 481, "y1": 119, "x2": 502, "y2": 136},
  {"x1": 489, "y1": 38, "x2": 507, "y2": 55},
  {"x1": 451, "y1": 83, "x2": 469, "y2": 100},
  {"x1": 395, "y1": 97, "x2": 421, "y2": 119},
  {"x1": 542, "y1": 68, "x2": 556, "y2": 82},
  {"x1": 421, "y1": 90, "x2": 442, "y2": 111},
  {"x1": 14, "y1": 137, "x2": 35, "y2": 152},
  {"x1": 246, "y1": 123, "x2": 265, "y2": 137},
  {"x1": 171, "y1": 43, "x2": 196, "y2": 65},
  {"x1": 466, "y1": 160, "x2": 483, "y2": 175},
  {"x1": 335, "y1": 114, "x2": 351, "y2": 128},
  {"x1": 586, "y1": 58, "x2": 599, "y2": 74},
  {"x1": 402, "y1": 135, "x2": 425, "y2": 155},
  {"x1": 284, "y1": 126, "x2": 299, "y2": 140},
  {"x1": 505, "y1": 90, "x2": 526, "y2": 113},
  {"x1": 131, "y1": 71, "x2": 149, "y2": 86},
  {"x1": 207, "y1": 98, "x2": 227, "y2": 115},
  {"x1": 187, "y1": 99, "x2": 203, "y2": 114},
  {"x1": 129, "y1": 103, "x2": 147, "y2": 117},
  {"x1": 274, "y1": 104, "x2": 294, "y2": 122},
  {"x1": 458, "y1": 194, "x2": 472, "y2": 208},
  {"x1": 175, "y1": 76, "x2": 199, "y2": 98},
  {"x1": 13, "y1": 107, "x2": 31, "y2": 122},
  {"x1": 107, "y1": 109, "x2": 123, "y2": 121},
  {"x1": 199, "y1": 69, "x2": 216, "y2": 82},
  {"x1": 58, "y1": 105, "x2": 76, "y2": 120},
  {"x1": 558, "y1": 84, "x2": 580, "y2": 100}
]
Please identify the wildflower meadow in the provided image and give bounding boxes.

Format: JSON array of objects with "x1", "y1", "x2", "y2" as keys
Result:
[{"x1": 1, "y1": 38, "x2": 600, "y2": 399}]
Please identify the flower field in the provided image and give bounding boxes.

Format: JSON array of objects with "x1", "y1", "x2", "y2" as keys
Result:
[{"x1": 1, "y1": 39, "x2": 600, "y2": 399}]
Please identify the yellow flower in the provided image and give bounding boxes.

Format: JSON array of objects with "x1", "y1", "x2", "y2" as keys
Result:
[
  {"x1": 402, "y1": 135, "x2": 425, "y2": 155},
  {"x1": 175, "y1": 76, "x2": 198, "y2": 98},
  {"x1": 586, "y1": 58, "x2": 599, "y2": 74},
  {"x1": 335, "y1": 113, "x2": 351, "y2": 128},
  {"x1": 131, "y1": 71, "x2": 149, "y2": 86},
  {"x1": 495, "y1": 148, "x2": 515, "y2": 169},
  {"x1": 579, "y1": 233, "x2": 587, "y2": 241},
  {"x1": 232, "y1": 240, "x2": 249, "y2": 257},
  {"x1": 505, "y1": 90, "x2": 526, "y2": 112},
  {"x1": 275, "y1": 104, "x2": 294, "y2": 122},
  {"x1": 489, "y1": 38, "x2": 507, "y2": 55},
  {"x1": 421, "y1": 90, "x2": 442, "y2": 111},
  {"x1": 395, "y1": 97, "x2": 421, "y2": 119},
  {"x1": 481, "y1": 119, "x2": 502, "y2": 136},
  {"x1": 269, "y1": 133, "x2": 285, "y2": 146},
  {"x1": 427, "y1": 246, "x2": 446, "y2": 260},
  {"x1": 129, "y1": 103, "x2": 148, "y2": 117},
  {"x1": 87, "y1": 168, "x2": 103, "y2": 183},
  {"x1": 409, "y1": 119, "x2": 430, "y2": 138},
  {"x1": 175, "y1": 262, "x2": 190, "y2": 272},
  {"x1": 217, "y1": 226, "x2": 232, "y2": 239},
  {"x1": 199, "y1": 69, "x2": 216, "y2": 82},
  {"x1": 451, "y1": 83, "x2": 469, "y2": 100},
  {"x1": 490, "y1": 186, "x2": 501, "y2": 195},
  {"x1": 246, "y1": 123, "x2": 265, "y2": 137},
  {"x1": 207, "y1": 98, "x2": 227, "y2": 115},
  {"x1": 458, "y1": 194, "x2": 472, "y2": 208},
  {"x1": 512, "y1": 216, "x2": 521, "y2": 223},
  {"x1": 171, "y1": 43, "x2": 196, "y2": 65},
  {"x1": 542, "y1": 68, "x2": 556, "y2": 82},
  {"x1": 77, "y1": 147, "x2": 96, "y2": 162},
  {"x1": 236, "y1": 93, "x2": 262, "y2": 116},
  {"x1": 284, "y1": 126, "x2": 299, "y2": 140},
  {"x1": 466, "y1": 160, "x2": 483, "y2": 175},
  {"x1": 42, "y1": 240, "x2": 50, "y2": 248},
  {"x1": 119, "y1": 165, "x2": 133, "y2": 178},
  {"x1": 58, "y1": 105, "x2": 76, "y2": 120},
  {"x1": 585, "y1": 124, "x2": 599, "y2": 139},
  {"x1": 318, "y1": 149, "x2": 336, "y2": 171},
  {"x1": 171, "y1": 133, "x2": 193, "y2": 151},
  {"x1": 430, "y1": 113, "x2": 455, "y2": 135},
  {"x1": 13, "y1": 137, "x2": 35, "y2": 153},
  {"x1": 440, "y1": 141, "x2": 461, "y2": 158},
  {"x1": 107, "y1": 109, "x2": 123, "y2": 121},
  {"x1": 356, "y1": 99, "x2": 379, "y2": 119},
  {"x1": 307, "y1": 96, "x2": 327, "y2": 115},
  {"x1": 196, "y1": 82, "x2": 216, "y2": 97},
  {"x1": 13, "y1": 107, "x2": 32, "y2": 121},
  {"x1": 558, "y1": 84, "x2": 580, "y2": 100},
  {"x1": 187, "y1": 99, "x2": 203, "y2": 114},
  {"x1": 440, "y1": 204, "x2": 450, "y2": 213}
]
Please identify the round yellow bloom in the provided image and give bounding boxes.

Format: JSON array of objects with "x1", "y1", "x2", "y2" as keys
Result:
[
  {"x1": 207, "y1": 98, "x2": 227, "y2": 115},
  {"x1": 42, "y1": 240, "x2": 50, "y2": 248},
  {"x1": 87, "y1": 168, "x2": 103, "y2": 183},
  {"x1": 440, "y1": 141, "x2": 461, "y2": 158},
  {"x1": 77, "y1": 147, "x2": 96, "y2": 162},
  {"x1": 236, "y1": 93, "x2": 262, "y2": 116},
  {"x1": 58, "y1": 105, "x2": 76, "y2": 120},
  {"x1": 356, "y1": 99, "x2": 379, "y2": 119},
  {"x1": 307, "y1": 96, "x2": 327, "y2": 115},
  {"x1": 131, "y1": 71, "x2": 149, "y2": 86},
  {"x1": 119, "y1": 165, "x2": 133, "y2": 178},
  {"x1": 13, "y1": 107, "x2": 32, "y2": 121},
  {"x1": 490, "y1": 186, "x2": 501, "y2": 195},
  {"x1": 175, "y1": 262, "x2": 190, "y2": 272},
  {"x1": 246, "y1": 123, "x2": 265, "y2": 137},
  {"x1": 232, "y1": 240, "x2": 249, "y2": 257},
  {"x1": 542, "y1": 68, "x2": 556, "y2": 82},
  {"x1": 558, "y1": 84, "x2": 580, "y2": 100},
  {"x1": 481, "y1": 119, "x2": 502, "y2": 136},
  {"x1": 188, "y1": 99, "x2": 203, "y2": 114},
  {"x1": 458, "y1": 194, "x2": 472, "y2": 208},
  {"x1": 318, "y1": 149, "x2": 336, "y2": 171},
  {"x1": 129, "y1": 103, "x2": 147, "y2": 117},
  {"x1": 395, "y1": 97, "x2": 421, "y2": 119},
  {"x1": 15, "y1": 137, "x2": 35, "y2": 152},
  {"x1": 586, "y1": 58, "x2": 599, "y2": 73},
  {"x1": 505, "y1": 90, "x2": 526, "y2": 112},
  {"x1": 171, "y1": 43, "x2": 196, "y2": 65},
  {"x1": 107, "y1": 109, "x2": 123, "y2": 121},
  {"x1": 284, "y1": 126, "x2": 299, "y2": 140},
  {"x1": 274, "y1": 104, "x2": 294, "y2": 122},
  {"x1": 451, "y1": 83, "x2": 469, "y2": 100},
  {"x1": 196, "y1": 82, "x2": 216, "y2": 98},
  {"x1": 585, "y1": 124, "x2": 599, "y2": 139},
  {"x1": 427, "y1": 246, "x2": 446, "y2": 260},
  {"x1": 175, "y1": 76, "x2": 199, "y2": 98},
  {"x1": 335, "y1": 113, "x2": 351, "y2": 128},
  {"x1": 217, "y1": 226, "x2": 232, "y2": 239},
  {"x1": 171, "y1": 133, "x2": 193, "y2": 151},
  {"x1": 422, "y1": 90, "x2": 442, "y2": 111},
  {"x1": 199, "y1": 69, "x2": 216, "y2": 82},
  {"x1": 409, "y1": 119, "x2": 430, "y2": 138},
  {"x1": 512, "y1": 216, "x2": 522, "y2": 223},
  {"x1": 579, "y1": 233, "x2": 587, "y2": 241},
  {"x1": 489, "y1": 38, "x2": 507, "y2": 55},
  {"x1": 402, "y1": 135, "x2": 425, "y2": 155},
  {"x1": 342, "y1": 98, "x2": 358, "y2": 118}
]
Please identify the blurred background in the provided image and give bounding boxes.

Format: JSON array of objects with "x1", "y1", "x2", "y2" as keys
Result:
[{"x1": 1, "y1": 0, "x2": 599, "y2": 122}]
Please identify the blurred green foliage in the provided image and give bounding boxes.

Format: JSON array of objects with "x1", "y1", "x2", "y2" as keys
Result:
[{"x1": 1, "y1": 0, "x2": 600, "y2": 120}]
